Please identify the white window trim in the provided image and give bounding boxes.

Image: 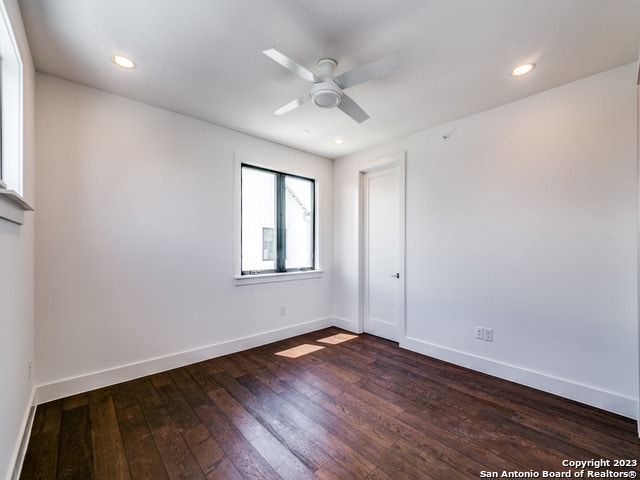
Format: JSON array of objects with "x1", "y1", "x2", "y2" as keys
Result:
[
  {"x1": 234, "y1": 270, "x2": 324, "y2": 286},
  {"x1": 233, "y1": 151, "x2": 323, "y2": 286},
  {"x1": 0, "y1": 179, "x2": 31, "y2": 224}
]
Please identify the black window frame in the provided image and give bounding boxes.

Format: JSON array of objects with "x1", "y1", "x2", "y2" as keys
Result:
[{"x1": 241, "y1": 164, "x2": 316, "y2": 275}]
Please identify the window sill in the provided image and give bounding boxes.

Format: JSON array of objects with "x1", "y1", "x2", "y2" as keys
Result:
[
  {"x1": 0, "y1": 188, "x2": 34, "y2": 225},
  {"x1": 234, "y1": 270, "x2": 323, "y2": 286}
]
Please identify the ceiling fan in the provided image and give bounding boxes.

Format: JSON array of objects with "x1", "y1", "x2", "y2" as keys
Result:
[{"x1": 263, "y1": 48, "x2": 396, "y2": 123}]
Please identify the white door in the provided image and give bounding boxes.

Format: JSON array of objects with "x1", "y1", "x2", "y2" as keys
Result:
[{"x1": 362, "y1": 163, "x2": 403, "y2": 341}]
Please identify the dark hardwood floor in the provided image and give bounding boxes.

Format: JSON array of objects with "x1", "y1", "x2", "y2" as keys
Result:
[{"x1": 20, "y1": 327, "x2": 640, "y2": 479}]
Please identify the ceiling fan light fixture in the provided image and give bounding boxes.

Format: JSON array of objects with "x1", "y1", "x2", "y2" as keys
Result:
[
  {"x1": 311, "y1": 81, "x2": 342, "y2": 108},
  {"x1": 511, "y1": 63, "x2": 535, "y2": 77}
]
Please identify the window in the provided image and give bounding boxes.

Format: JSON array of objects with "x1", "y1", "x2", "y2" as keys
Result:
[
  {"x1": 241, "y1": 164, "x2": 315, "y2": 275},
  {"x1": 0, "y1": 1, "x2": 23, "y2": 195},
  {"x1": 0, "y1": 2, "x2": 31, "y2": 224}
]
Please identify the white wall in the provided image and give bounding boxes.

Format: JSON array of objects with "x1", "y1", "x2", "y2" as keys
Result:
[
  {"x1": 0, "y1": 0, "x2": 35, "y2": 478},
  {"x1": 35, "y1": 74, "x2": 333, "y2": 400},
  {"x1": 334, "y1": 63, "x2": 639, "y2": 418}
]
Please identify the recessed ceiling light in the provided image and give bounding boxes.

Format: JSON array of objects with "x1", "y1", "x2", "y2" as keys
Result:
[
  {"x1": 511, "y1": 63, "x2": 535, "y2": 77},
  {"x1": 112, "y1": 55, "x2": 136, "y2": 69},
  {"x1": 333, "y1": 138, "x2": 345, "y2": 145}
]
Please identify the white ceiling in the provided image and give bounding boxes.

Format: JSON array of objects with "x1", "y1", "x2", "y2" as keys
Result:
[{"x1": 18, "y1": 0, "x2": 640, "y2": 159}]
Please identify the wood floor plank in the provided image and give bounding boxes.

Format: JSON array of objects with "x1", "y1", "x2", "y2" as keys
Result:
[
  {"x1": 112, "y1": 395, "x2": 170, "y2": 480},
  {"x1": 280, "y1": 387, "x2": 394, "y2": 464},
  {"x1": 156, "y1": 380, "x2": 202, "y2": 432},
  {"x1": 385, "y1": 436, "x2": 470, "y2": 480},
  {"x1": 177, "y1": 370, "x2": 281, "y2": 480},
  {"x1": 341, "y1": 381, "x2": 405, "y2": 417},
  {"x1": 150, "y1": 371, "x2": 175, "y2": 389},
  {"x1": 20, "y1": 328, "x2": 640, "y2": 480},
  {"x1": 192, "y1": 401, "x2": 281, "y2": 479},
  {"x1": 217, "y1": 371, "x2": 332, "y2": 471},
  {"x1": 241, "y1": 348, "x2": 322, "y2": 398},
  {"x1": 228, "y1": 350, "x2": 289, "y2": 394},
  {"x1": 303, "y1": 424, "x2": 377, "y2": 478},
  {"x1": 29, "y1": 400, "x2": 62, "y2": 437},
  {"x1": 311, "y1": 390, "x2": 399, "y2": 449},
  {"x1": 131, "y1": 377, "x2": 174, "y2": 432},
  {"x1": 236, "y1": 372, "x2": 317, "y2": 433},
  {"x1": 88, "y1": 388, "x2": 131, "y2": 480},
  {"x1": 182, "y1": 424, "x2": 239, "y2": 479},
  {"x1": 364, "y1": 467, "x2": 397, "y2": 480},
  {"x1": 207, "y1": 385, "x2": 270, "y2": 442},
  {"x1": 313, "y1": 459, "x2": 358, "y2": 480},
  {"x1": 56, "y1": 405, "x2": 94, "y2": 480},
  {"x1": 170, "y1": 364, "x2": 225, "y2": 411},
  {"x1": 250, "y1": 432, "x2": 318, "y2": 480},
  {"x1": 132, "y1": 376, "x2": 206, "y2": 479},
  {"x1": 151, "y1": 424, "x2": 206, "y2": 480},
  {"x1": 21, "y1": 400, "x2": 62, "y2": 480},
  {"x1": 62, "y1": 393, "x2": 89, "y2": 411},
  {"x1": 317, "y1": 360, "x2": 362, "y2": 386},
  {"x1": 335, "y1": 389, "x2": 493, "y2": 475},
  {"x1": 236, "y1": 374, "x2": 332, "y2": 471},
  {"x1": 395, "y1": 406, "x2": 537, "y2": 472},
  {"x1": 19, "y1": 430, "x2": 60, "y2": 480},
  {"x1": 212, "y1": 356, "x2": 247, "y2": 379}
]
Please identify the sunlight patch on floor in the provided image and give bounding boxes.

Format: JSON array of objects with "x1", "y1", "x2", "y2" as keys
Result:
[
  {"x1": 317, "y1": 333, "x2": 359, "y2": 345},
  {"x1": 275, "y1": 344, "x2": 325, "y2": 358}
]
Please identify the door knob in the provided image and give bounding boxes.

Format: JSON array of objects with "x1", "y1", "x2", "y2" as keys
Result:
[{"x1": 391, "y1": 273, "x2": 400, "y2": 278}]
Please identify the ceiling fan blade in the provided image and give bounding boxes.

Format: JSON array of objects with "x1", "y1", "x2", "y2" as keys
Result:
[
  {"x1": 337, "y1": 93, "x2": 369, "y2": 123},
  {"x1": 263, "y1": 48, "x2": 318, "y2": 83},
  {"x1": 274, "y1": 94, "x2": 311, "y2": 115},
  {"x1": 335, "y1": 54, "x2": 396, "y2": 90}
]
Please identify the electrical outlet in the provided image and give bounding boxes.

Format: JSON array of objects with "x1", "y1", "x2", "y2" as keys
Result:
[
  {"x1": 280, "y1": 305, "x2": 286, "y2": 316},
  {"x1": 475, "y1": 326, "x2": 484, "y2": 340},
  {"x1": 28, "y1": 359, "x2": 32, "y2": 379},
  {"x1": 484, "y1": 328, "x2": 494, "y2": 342}
]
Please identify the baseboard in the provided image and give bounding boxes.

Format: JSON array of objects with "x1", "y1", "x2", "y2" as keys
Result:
[
  {"x1": 36, "y1": 317, "x2": 333, "y2": 404},
  {"x1": 332, "y1": 315, "x2": 360, "y2": 333},
  {"x1": 401, "y1": 336, "x2": 638, "y2": 420},
  {"x1": 7, "y1": 387, "x2": 36, "y2": 480}
]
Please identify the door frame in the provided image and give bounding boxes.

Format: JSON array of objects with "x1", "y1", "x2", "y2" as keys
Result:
[{"x1": 358, "y1": 152, "x2": 406, "y2": 341}]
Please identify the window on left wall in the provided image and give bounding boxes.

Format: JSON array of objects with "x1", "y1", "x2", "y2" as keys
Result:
[
  {"x1": 241, "y1": 164, "x2": 315, "y2": 275},
  {"x1": 0, "y1": 0, "x2": 24, "y2": 195}
]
